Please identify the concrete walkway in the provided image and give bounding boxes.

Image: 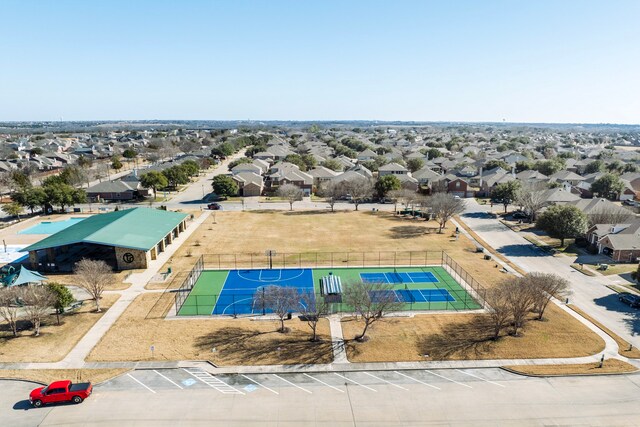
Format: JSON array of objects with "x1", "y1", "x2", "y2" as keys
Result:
[
  {"x1": 328, "y1": 315, "x2": 349, "y2": 364},
  {"x1": 41, "y1": 211, "x2": 212, "y2": 369}
]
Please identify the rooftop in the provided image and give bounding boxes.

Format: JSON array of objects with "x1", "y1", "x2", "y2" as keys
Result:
[{"x1": 23, "y1": 208, "x2": 188, "y2": 253}]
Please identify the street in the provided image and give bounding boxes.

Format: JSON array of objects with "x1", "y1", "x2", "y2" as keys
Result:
[
  {"x1": 4, "y1": 368, "x2": 640, "y2": 426},
  {"x1": 459, "y1": 199, "x2": 640, "y2": 347}
]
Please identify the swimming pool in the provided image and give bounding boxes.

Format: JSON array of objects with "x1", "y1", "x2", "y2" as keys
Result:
[{"x1": 19, "y1": 217, "x2": 89, "y2": 235}]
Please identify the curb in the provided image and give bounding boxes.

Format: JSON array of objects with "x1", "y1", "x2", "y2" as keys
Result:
[{"x1": 500, "y1": 366, "x2": 639, "y2": 378}]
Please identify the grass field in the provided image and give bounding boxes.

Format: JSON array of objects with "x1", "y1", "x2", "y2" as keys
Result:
[
  {"x1": 88, "y1": 293, "x2": 333, "y2": 365},
  {"x1": 343, "y1": 303, "x2": 605, "y2": 362},
  {"x1": 0, "y1": 369, "x2": 129, "y2": 385},
  {"x1": 0, "y1": 293, "x2": 120, "y2": 363},
  {"x1": 177, "y1": 265, "x2": 481, "y2": 316},
  {"x1": 504, "y1": 359, "x2": 637, "y2": 376}
]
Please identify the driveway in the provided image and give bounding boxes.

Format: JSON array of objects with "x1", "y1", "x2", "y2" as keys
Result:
[
  {"x1": 459, "y1": 199, "x2": 640, "y2": 346},
  {"x1": 4, "y1": 368, "x2": 640, "y2": 426}
]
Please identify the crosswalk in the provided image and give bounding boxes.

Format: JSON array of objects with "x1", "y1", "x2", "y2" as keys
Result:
[{"x1": 182, "y1": 368, "x2": 245, "y2": 395}]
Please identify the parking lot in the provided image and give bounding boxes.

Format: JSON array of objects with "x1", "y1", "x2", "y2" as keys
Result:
[
  {"x1": 101, "y1": 367, "x2": 519, "y2": 396},
  {"x1": 5, "y1": 368, "x2": 640, "y2": 426}
]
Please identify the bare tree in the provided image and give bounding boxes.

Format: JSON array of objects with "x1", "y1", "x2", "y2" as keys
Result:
[
  {"x1": 253, "y1": 285, "x2": 299, "y2": 332},
  {"x1": 515, "y1": 185, "x2": 547, "y2": 222},
  {"x1": 343, "y1": 176, "x2": 374, "y2": 211},
  {"x1": 74, "y1": 259, "x2": 113, "y2": 312},
  {"x1": 320, "y1": 181, "x2": 345, "y2": 212},
  {"x1": 484, "y1": 287, "x2": 512, "y2": 340},
  {"x1": 387, "y1": 189, "x2": 405, "y2": 212},
  {"x1": 588, "y1": 205, "x2": 635, "y2": 227},
  {"x1": 299, "y1": 291, "x2": 329, "y2": 342},
  {"x1": 503, "y1": 278, "x2": 536, "y2": 336},
  {"x1": 0, "y1": 287, "x2": 23, "y2": 337},
  {"x1": 22, "y1": 284, "x2": 56, "y2": 336},
  {"x1": 427, "y1": 193, "x2": 466, "y2": 233},
  {"x1": 277, "y1": 183, "x2": 304, "y2": 211},
  {"x1": 342, "y1": 281, "x2": 403, "y2": 341},
  {"x1": 523, "y1": 272, "x2": 570, "y2": 320},
  {"x1": 430, "y1": 179, "x2": 448, "y2": 194}
]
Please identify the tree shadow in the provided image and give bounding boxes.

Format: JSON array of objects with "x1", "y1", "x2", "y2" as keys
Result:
[
  {"x1": 416, "y1": 316, "x2": 500, "y2": 359},
  {"x1": 388, "y1": 225, "x2": 431, "y2": 239},
  {"x1": 593, "y1": 294, "x2": 640, "y2": 337},
  {"x1": 195, "y1": 325, "x2": 334, "y2": 365},
  {"x1": 283, "y1": 210, "x2": 334, "y2": 216},
  {"x1": 497, "y1": 244, "x2": 547, "y2": 257}
]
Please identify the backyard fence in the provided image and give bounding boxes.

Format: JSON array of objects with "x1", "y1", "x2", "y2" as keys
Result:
[{"x1": 173, "y1": 251, "x2": 488, "y2": 315}]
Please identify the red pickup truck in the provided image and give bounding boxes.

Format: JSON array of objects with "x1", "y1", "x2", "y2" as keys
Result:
[{"x1": 30, "y1": 380, "x2": 92, "y2": 407}]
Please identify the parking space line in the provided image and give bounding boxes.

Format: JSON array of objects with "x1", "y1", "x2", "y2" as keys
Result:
[
  {"x1": 334, "y1": 373, "x2": 377, "y2": 392},
  {"x1": 127, "y1": 373, "x2": 156, "y2": 394},
  {"x1": 425, "y1": 370, "x2": 472, "y2": 389},
  {"x1": 303, "y1": 373, "x2": 344, "y2": 393},
  {"x1": 241, "y1": 375, "x2": 279, "y2": 395},
  {"x1": 273, "y1": 374, "x2": 312, "y2": 394},
  {"x1": 153, "y1": 370, "x2": 183, "y2": 389},
  {"x1": 456, "y1": 369, "x2": 506, "y2": 387},
  {"x1": 393, "y1": 371, "x2": 440, "y2": 390},
  {"x1": 363, "y1": 372, "x2": 409, "y2": 391}
]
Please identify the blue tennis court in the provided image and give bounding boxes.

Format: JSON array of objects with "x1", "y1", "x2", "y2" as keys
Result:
[
  {"x1": 370, "y1": 288, "x2": 455, "y2": 303},
  {"x1": 212, "y1": 268, "x2": 314, "y2": 315},
  {"x1": 360, "y1": 271, "x2": 438, "y2": 284}
]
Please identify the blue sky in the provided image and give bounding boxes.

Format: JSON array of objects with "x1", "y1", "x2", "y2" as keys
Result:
[{"x1": 1, "y1": 0, "x2": 639, "y2": 123}]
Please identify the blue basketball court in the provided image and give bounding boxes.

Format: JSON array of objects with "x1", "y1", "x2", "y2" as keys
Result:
[
  {"x1": 360, "y1": 271, "x2": 438, "y2": 284},
  {"x1": 212, "y1": 268, "x2": 314, "y2": 315},
  {"x1": 370, "y1": 288, "x2": 455, "y2": 303}
]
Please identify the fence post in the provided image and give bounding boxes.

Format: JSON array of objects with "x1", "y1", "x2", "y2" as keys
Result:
[{"x1": 409, "y1": 251, "x2": 413, "y2": 266}]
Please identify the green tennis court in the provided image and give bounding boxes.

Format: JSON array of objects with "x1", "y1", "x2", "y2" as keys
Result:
[{"x1": 177, "y1": 265, "x2": 482, "y2": 316}]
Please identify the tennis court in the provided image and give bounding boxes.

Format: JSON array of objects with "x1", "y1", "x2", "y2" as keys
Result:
[
  {"x1": 370, "y1": 288, "x2": 455, "y2": 303},
  {"x1": 177, "y1": 265, "x2": 481, "y2": 316},
  {"x1": 360, "y1": 271, "x2": 437, "y2": 284}
]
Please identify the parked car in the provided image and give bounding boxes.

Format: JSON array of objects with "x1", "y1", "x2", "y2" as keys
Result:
[
  {"x1": 623, "y1": 199, "x2": 637, "y2": 206},
  {"x1": 511, "y1": 211, "x2": 528, "y2": 219},
  {"x1": 30, "y1": 380, "x2": 93, "y2": 407},
  {"x1": 618, "y1": 292, "x2": 640, "y2": 308},
  {"x1": 207, "y1": 203, "x2": 223, "y2": 210}
]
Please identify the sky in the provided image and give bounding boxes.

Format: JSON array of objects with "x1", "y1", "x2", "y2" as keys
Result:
[{"x1": 1, "y1": 0, "x2": 639, "y2": 123}]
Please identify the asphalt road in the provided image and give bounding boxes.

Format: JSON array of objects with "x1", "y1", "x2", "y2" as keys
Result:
[
  {"x1": 459, "y1": 199, "x2": 640, "y2": 347},
  {"x1": 5, "y1": 368, "x2": 640, "y2": 426}
]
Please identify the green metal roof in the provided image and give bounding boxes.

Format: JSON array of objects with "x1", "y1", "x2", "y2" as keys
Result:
[{"x1": 22, "y1": 208, "x2": 189, "y2": 252}]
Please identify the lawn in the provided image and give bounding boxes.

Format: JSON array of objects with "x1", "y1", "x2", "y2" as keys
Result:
[
  {"x1": 0, "y1": 293, "x2": 120, "y2": 363},
  {"x1": 342, "y1": 303, "x2": 605, "y2": 362},
  {"x1": 504, "y1": 359, "x2": 637, "y2": 376},
  {"x1": 87, "y1": 293, "x2": 334, "y2": 365},
  {"x1": 0, "y1": 369, "x2": 129, "y2": 385}
]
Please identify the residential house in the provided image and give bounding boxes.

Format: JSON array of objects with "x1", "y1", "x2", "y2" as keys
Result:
[
  {"x1": 233, "y1": 172, "x2": 264, "y2": 196},
  {"x1": 378, "y1": 162, "x2": 409, "y2": 177},
  {"x1": 588, "y1": 220, "x2": 640, "y2": 262},
  {"x1": 357, "y1": 149, "x2": 378, "y2": 162}
]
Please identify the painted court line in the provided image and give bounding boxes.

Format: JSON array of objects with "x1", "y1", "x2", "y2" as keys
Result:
[
  {"x1": 456, "y1": 369, "x2": 506, "y2": 387},
  {"x1": 393, "y1": 371, "x2": 440, "y2": 390},
  {"x1": 303, "y1": 373, "x2": 344, "y2": 393},
  {"x1": 273, "y1": 374, "x2": 312, "y2": 394},
  {"x1": 153, "y1": 370, "x2": 184, "y2": 389},
  {"x1": 425, "y1": 370, "x2": 472, "y2": 388},
  {"x1": 241, "y1": 375, "x2": 279, "y2": 395},
  {"x1": 127, "y1": 373, "x2": 156, "y2": 393},
  {"x1": 334, "y1": 373, "x2": 377, "y2": 392},
  {"x1": 363, "y1": 372, "x2": 409, "y2": 391}
]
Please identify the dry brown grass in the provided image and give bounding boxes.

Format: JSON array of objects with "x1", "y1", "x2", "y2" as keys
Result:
[
  {"x1": 48, "y1": 271, "x2": 134, "y2": 291},
  {"x1": 87, "y1": 293, "x2": 333, "y2": 366},
  {"x1": 568, "y1": 304, "x2": 640, "y2": 359},
  {"x1": 0, "y1": 293, "x2": 120, "y2": 363},
  {"x1": 343, "y1": 303, "x2": 605, "y2": 362},
  {"x1": 166, "y1": 211, "x2": 508, "y2": 289},
  {"x1": 0, "y1": 369, "x2": 129, "y2": 385},
  {"x1": 504, "y1": 359, "x2": 637, "y2": 376}
]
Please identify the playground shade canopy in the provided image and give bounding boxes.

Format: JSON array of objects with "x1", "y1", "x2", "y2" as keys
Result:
[{"x1": 2, "y1": 266, "x2": 48, "y2": 287}]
